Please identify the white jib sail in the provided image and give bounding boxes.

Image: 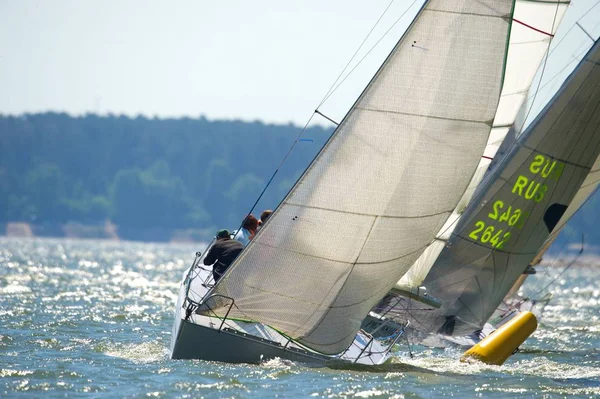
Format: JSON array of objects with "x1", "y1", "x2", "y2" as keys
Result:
[
  {"x1": 397, "y1": 0, "x2": 570, "y2": 291},
  {"x1": 207, "y1": 0, "x2": 514, "y2": 355}
]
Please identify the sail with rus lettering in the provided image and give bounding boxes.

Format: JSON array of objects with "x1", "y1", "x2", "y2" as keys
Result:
[
  {"x1": 379, "y1": 36, "x2": 600, "y2": 338},
  {"x1": 170, "y1": 0, "x2": 515, "y2": 364}
]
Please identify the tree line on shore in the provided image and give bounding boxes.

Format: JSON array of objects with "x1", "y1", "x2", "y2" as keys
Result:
[
  {"x1": 1, "y1": 112, "x2": 598, "y2": 249},
  {"x1": 0, "y1": 113, "x2": 331, "y2": 239}
]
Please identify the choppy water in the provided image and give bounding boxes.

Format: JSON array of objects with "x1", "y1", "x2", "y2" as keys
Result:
[{"x1": 1, "y1": 237, "x2": 599, "y2": 398}]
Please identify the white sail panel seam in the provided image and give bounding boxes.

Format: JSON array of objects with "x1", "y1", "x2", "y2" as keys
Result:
[
  {"x1": 451, "y1": 236, "x2": 539, "y2": 256},
  {"x1": 519, "y1": 146, "x2": 595, "y2": 168},
  {"x1": 510, "y1": 38, "x2": 552, "y2": 45},
  {"x1": 300, "y1": 216, "x2": 380, "y2": 339},
  {"x1": 283, "y1": 203, "x2": 453, "y2": 219},
  {"x1": 249, "y1": 236, "x2": 436, "y2": 267},
  {"x1": 354, "y1": 244, "x2": 434, "y2": 266},
  {"x1": 355, "y1": 107, "x2": 494, "y2": 125},
  {"x1": 248, "y1": 241, "x2": 354, "y2": 265},
  {"x1": 426, "y1": 9, "x2": 512, "y2": 18}
]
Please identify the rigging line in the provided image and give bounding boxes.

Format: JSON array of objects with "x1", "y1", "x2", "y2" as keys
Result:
[
  {"x1": 217, "y1": 4, "x2": 423, "y2": 298},
  {"x1": 534, "y1": 21, "x2": 600, "y2": 99},
  {"x1": 378, "y1": 296, "x2": 404, "y2": 319},
  {"x1": 471, "y1": 0, "x2": 569, "y2": 184},
  {"x1": 215, "y1": 6, "x2": 419, "y2": 268},
  {"x1": 317, "y1": 0, "x2": 397, "y2": 109},
  {"x1": 544, "y1": 1, "x2": 600, "y2": 58},
  {"x1": 319, "y1": 0, "x2": 421, "y2": 107},
  {"x1": 532, "y1": 232, "x2": 584, "y2": 298},
  {"x1": 215, "y1": 111, "x2": 318, "y2": 289},
  {"x1": 534, "y1": 184, "x2": 600, "y2": 285},
  {"x1": 217, "y1": 1, "x2": 417, "y2": 271},
  {"x1": 516, "y1": 1, "x2": 600, "y2": 139},
  {"x1": 539, "y1": 217, "x2": 578, "y2": 277},
  {"x1": 498, "y1": 1, "x2": 600, "y2": 150}
]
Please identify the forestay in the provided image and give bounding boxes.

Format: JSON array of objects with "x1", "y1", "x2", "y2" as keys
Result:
[
  {"x1": 205, "y1": 0, "x2": 514, "y2": 354},
  {"x1": 417, "y1": 39, "x2": 600, "y2": 337},
  {"x1": 397, "y1": 0, "x2": 570, "y2": 291}
]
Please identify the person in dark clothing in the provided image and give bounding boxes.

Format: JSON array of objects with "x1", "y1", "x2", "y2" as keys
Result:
[{"x1": 203, "y1": 229, "x2": 244, "y2": 282}]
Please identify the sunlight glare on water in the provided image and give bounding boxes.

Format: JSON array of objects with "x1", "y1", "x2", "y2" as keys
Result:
[{"x1": 1, "y1": 237, "x2": 599, "y2": 398}]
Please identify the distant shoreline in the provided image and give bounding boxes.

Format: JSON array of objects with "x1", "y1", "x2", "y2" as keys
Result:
[
  {"x1": 3, "y1": 222, "x2": 598, "y2": 268},
  {"x1": 1, "y1": 221, "x2": 212, "y2": 244}
]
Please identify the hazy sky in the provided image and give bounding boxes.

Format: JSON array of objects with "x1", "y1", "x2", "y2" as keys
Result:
[{"x1": 1, "y1": 1, "x2": 599, "y2": 126}]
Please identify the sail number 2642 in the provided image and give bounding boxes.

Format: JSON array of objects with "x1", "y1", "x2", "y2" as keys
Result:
[
  {"x1": 468, "y1": 222, "x2": 510, "y2": 248},
  {"x1": 467, "y1": 200, "x2": 525, "y2": 248}
]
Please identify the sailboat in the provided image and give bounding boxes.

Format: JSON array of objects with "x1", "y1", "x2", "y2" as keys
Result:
[
  {"x1": 368, "y1": 19, "x2": 600, "y2": 348},
  {"x1": 170, "y1": 0, "x2": 518, "y2": 364}
]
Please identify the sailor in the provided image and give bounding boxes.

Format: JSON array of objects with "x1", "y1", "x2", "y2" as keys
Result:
[
  {"x1": 258, "y1": 209, "x2": 273, "y2": 230},
  {"x1": 203, "y1": 229, "x2": 243, "y2": 282},
  {"x1": 234, "y1": 214, "x2": 259, "y2": 247}
]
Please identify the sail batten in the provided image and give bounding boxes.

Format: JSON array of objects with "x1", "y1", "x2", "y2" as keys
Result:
[{"x1": 207, "y1": 0, "x2": 515, "y2": 355}]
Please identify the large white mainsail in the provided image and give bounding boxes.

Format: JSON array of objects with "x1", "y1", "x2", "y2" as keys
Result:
[
  {"x1": 203, "y1": 0, "x2": 515, "y2": 355},
  {"x1": 397, "y1": 0, "x2": 570, "y2": 291},
  {"x1": 413, "y1": 37, "x2": 600, "y2": 336}
]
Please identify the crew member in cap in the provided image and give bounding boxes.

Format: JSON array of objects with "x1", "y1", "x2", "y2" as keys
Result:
[{"x1": 203, "y1": 229, "x2": 244, "y2": 282}]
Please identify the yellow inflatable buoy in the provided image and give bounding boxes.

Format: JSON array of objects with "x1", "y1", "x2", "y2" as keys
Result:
[{"x1": 461, "y1": 311, "x2": 537, "y2": 366}]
